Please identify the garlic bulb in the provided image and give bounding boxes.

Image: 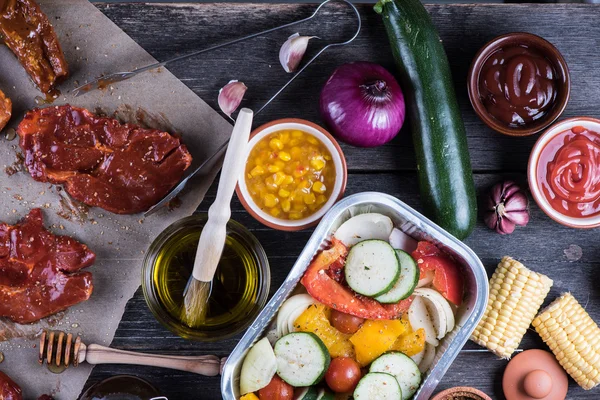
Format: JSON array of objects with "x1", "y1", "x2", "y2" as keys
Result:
[{"x1": 484, "y1": 181, "x2": 530, "y2": 234}]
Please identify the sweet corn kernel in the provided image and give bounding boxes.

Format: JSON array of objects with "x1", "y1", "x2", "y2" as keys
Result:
[
  {"x1": 278, "y1": 151, "x2": 291, "y2": 161},
  {"x1": 273, "y1": 171, "x2": 286, "y2": 186},
  {"x1": 289, "y1": 211, "x2": 303, "y2": 220},
  {"x1": 293, "y1": 202, "x2": 307, "y2": 212},
  {"x1": 269, "y1": 138, "x2": 284, "y2": 150},
  {"x1": 292, "y1": 130, "x2": 303, "y2": 138},
  {"x1": 304, "y1": 193, "x2": 316, "y2": 205},
  {"x1": 250, "y1": 165, "x2": 265, "y2": 177},
  {"x1": 307, "y1": 135, "x2": 318, "y2": 145},
  {"x1": 267, "y1": 164, "x2": 281, "y2": 173},
  {"x1": 278, "y1": 188, "x2": 291, "y2": 198},
  {"x1": 313, "y1": 181, "x2": 326, "y2": 193},
  {"x1": 310, "y1": 156, "x2": 326, "y2": 171},
  {"x1": 270, "y1": 207, "x2": 281, "y2": 218},
  {"x1": 279, "y1": 132, "x2": 290, "y2": 144},
  {"x1": 290, "y1": 146, "x2": 302, "y2": 159},
  {"x1": 283, "y1": 175, "x2": 294, "y2": 185},
  {"x1": 281, "y1": 199, "x2": 291, "y2": 212},
  {"x1": 265, "y1": 177, "x2": 278, "y2": 191},
  {"x1": 316, "y1": 195, "x2": 327, "y2": 205},
  {"x1": 263, "y1": 194, "x2": 278, "y2": 208}
]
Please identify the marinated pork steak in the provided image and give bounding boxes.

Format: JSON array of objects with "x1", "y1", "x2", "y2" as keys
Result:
[
  {"x1": 0, "y1": 371, "x2": 22, "y2": 400},
  {"x1": 0, "y1": 209, "x2": 95, "y2": 324},
  {"x1": 0, "y1": 0, "x2": 69, "y2": 94},
  {"x1": 18, "y1": 105, "x2": 193, "y2": 214},
  {"x1": 0, "y1": 89, "x2": 10, "y2": 131}
]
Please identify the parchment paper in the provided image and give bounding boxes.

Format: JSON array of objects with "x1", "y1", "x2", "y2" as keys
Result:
[{"x1": 0, "y1": 0, "x2": 232, "y2": 398}]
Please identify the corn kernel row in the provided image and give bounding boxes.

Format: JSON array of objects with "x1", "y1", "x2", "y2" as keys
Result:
[
  {"x1": 533, "y1": 293, "x2": 600, "y2": 390},
  {"x1": 470, "y1": 256, "x2": 553, "y2": 359}
]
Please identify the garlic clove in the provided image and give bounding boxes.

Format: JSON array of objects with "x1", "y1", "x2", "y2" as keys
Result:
[
  {"x1": 503, "y1": 181, "x2": 521, "y2": 199},
  {"x1": 498, "y1": 217, "x2": 516, "y2": 234},
  {"x1": 503, "y1": 191, "x2": 528, "y2": 212},
  {"x1": 484, "y1": 211, "x2": 499, "y2": 231},
  {"x1": 504, "y1": 210, "x2": 530, "y2": 226},
  {"x1": 218, "y1": 80, "x2": 247, "y2": 117},
  {"x1": 279, "y1": 33, "x2": 316, "y2": 73}
]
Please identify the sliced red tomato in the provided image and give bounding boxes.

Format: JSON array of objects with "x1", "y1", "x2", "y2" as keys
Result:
[
  {"x1": 411, "y1": 241, "x2": 464, "y2": 305},
  {"x1": 301, "y1": 239, "x2": 412, "y2": 320}
]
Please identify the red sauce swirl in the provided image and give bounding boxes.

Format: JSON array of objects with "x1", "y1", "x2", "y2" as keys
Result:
[
  {"x1": 479, "y1": 45, "x2": 557, "y2": 127},
  {"x1": 537, "y1": 126, "x2": 600, "y2": 218}
]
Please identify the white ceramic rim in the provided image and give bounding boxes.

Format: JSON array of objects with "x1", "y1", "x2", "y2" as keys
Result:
[
  {"x1": 528, "y1": 117, "x2": 600, "y2": 228},
  {"x1": 238, "y1": 121, "x2": 345, "y2": 228}
]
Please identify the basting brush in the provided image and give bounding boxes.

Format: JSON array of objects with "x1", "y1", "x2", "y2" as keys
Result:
[{"x1": 181, "y1": 108, "x2": 253, "y2": 328}]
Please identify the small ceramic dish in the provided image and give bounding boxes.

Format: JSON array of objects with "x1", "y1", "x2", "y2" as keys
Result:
[
  {"x1": 528, "y1": 117, "x2": 600, "y2": 228},
  {"x1": 468, "y1": 32, "x2": 570, "y2": 137},
  {"x1": 236, "y1": 118, "x2": 347, "y2": 231},
  {"x1": 430, "y1": 386, "x2": 492, "y2": 400}
]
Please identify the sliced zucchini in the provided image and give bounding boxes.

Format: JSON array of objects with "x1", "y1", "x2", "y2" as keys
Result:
[
  {"x1": 345, "y1": 240, "x2": 400, "y2": 297},
  {"x1": 353, "y1": 372, "x2": 402, "y2": 400},
  {"x1": 370, "y1": 352, "x2": 422, "y2": 400},
  {"x1": 295, "y1": 387, "x2": 319, "y2": 400},
  {"x1": 375, "y1": 250, "x2": 419, "y2": 303},
  {"x1": 274, "y1": 332, "x2": 331, "y2": 387},
  {"x1": 334, "y1": 213, "x2": 394, "y2": 247},
  {"x1": 316, "y1": 389, "x2": 335, "y2": 400},
  {"x1": 239, "y1": 337, "x2": 277, "y2": 394}
]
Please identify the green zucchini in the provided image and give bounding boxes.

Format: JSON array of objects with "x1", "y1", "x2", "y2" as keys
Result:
[{"x1": 374, "y1": 0, "x2": 477, "y2": 240}]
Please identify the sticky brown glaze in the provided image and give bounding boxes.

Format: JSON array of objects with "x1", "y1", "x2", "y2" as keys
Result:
[
  {"x1": 0, "y1": 371, "x2": 22, "y2": 400},
  {"x1": 18, "y1": 105, "x2": 193, "y2": 214},
  {"x1": 479, "y1": 45, "x2": 557, "y2": 127},
  {"x1": 0, "y1": 209, "x2": 95, "y2": 324},
  {"x1": 0, "y1": 0, "x2": 68, "y2": 94},
  {"x1": 0, "y1": 89, "x2": 10, "y2": 131}
]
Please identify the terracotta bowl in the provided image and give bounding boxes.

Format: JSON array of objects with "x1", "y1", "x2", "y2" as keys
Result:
[
  {"x1": 528, "y1": 117, "x2": 600, "y2": 229},
  {"x1": 430, "y1": 386, "x2": 492, "y2": 400},
  {"x1": 236, "y1": 118, "x2": 347, "y2": 231},
  {"x1": 468, "y1": 32, "x2": 570, "y2": 137}
]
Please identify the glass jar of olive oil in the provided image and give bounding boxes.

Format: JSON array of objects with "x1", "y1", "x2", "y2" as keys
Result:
[{"x1": 142, "y1": 214, "x2": 270, "y2": 341}]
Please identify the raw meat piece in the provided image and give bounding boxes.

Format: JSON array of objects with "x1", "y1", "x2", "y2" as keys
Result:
[
  {"x1": 0, "y1": 0, "x2": 69, "y2": 94},
  {"x1": 18, "y1": 105, "x2": 193, "y2": 214},
  {"x1": 0, "y1": 89, "x2": 10, "y2": 131},
  {"x1": 0, "y1": 209, "x2": 95, "y2": 324},
  {"x1": 0, "y1": 371, "x2": 22, "y2": 400}
]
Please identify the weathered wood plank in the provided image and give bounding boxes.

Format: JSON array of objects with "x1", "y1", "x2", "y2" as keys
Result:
[
  {"x1": 80, "y1": 3, "x2": 600, "y2": 399},
  {"x1": 95, "y1": 3, "x2": 600, "y2": 173}
]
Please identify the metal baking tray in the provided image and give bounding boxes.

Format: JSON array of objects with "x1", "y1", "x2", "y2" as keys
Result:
[{"x1": 222, "y1": 192, "x2": 489, "y2": 399}]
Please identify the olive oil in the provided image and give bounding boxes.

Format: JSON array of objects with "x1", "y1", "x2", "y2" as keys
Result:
[{"x1": 152, "y1": 222, "x2": 262, "y2": 331}]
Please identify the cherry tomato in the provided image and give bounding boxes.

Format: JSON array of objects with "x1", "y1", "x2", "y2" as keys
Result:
[
  {"x1": 330, "y1": 309, "x2": 365, "y2": 334},
  {"x1": 325, "y1": 357, "x2": 362, "y2": 393},
  {"x1": 258, "y1": 375, "x2": 293, "y2": 400}
]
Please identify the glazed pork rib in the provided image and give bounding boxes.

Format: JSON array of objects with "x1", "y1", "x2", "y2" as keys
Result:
[
  {"x1": 0, "y1": 0, "x2": 69, "y2": 94},
  {"x1": 0, "y1": 209, "x2": 95, "y2": 324},
  {"x1": 18, "y1": 105, "x2": 193, "y2": 214}
]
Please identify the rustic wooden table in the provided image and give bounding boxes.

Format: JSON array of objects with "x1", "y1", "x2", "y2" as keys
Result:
[{"x1": 83, "y1": 3, "x2": 600, "y2": 399}]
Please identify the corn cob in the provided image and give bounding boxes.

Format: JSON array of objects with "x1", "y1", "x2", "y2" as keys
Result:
[
  {"x1": 532, "y1": 293, "x2": 600, "y2": 390},
  {"x1": 470, "y1": 256, "x2": 553, "y2": 358}
]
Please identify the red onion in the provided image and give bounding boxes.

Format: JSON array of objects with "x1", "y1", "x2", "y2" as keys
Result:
[
  {"x1": 484, "y1": 181, "x2": 530, "y2": 234},
  {"x1": 320, "y1": 62, "x2": 405, "y2": 148}
]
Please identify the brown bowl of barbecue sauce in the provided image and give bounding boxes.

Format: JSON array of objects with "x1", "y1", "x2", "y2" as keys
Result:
[{"x1": 468, "y1": 32, "x2": 570, "y2": 137}]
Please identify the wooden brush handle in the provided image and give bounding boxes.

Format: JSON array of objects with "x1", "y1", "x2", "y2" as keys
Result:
[
  {"x1": 193, "y1": 108, "x2": 253, "y2": 282},
  {"x1": 82, "y1": 344, "x2": 221, "y2": 376}
]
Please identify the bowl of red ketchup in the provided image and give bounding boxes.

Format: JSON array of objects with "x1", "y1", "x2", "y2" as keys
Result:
[
  {"x1": 468, "y1": 32, "x2": 570, "y2": 136},
  {"x1": 529, "y1": 118, "x2": 600, "y2": 228}
]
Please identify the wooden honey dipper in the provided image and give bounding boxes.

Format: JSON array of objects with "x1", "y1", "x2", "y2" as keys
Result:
[{"x1": 39, "y1": 330, "x2": 223, "y2": 375}]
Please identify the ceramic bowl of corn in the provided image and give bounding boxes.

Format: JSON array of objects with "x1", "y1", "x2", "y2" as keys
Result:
[{"x1": 236, "y1": 118, "x2": 347, "y2": 231}]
